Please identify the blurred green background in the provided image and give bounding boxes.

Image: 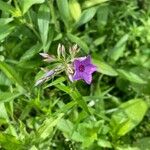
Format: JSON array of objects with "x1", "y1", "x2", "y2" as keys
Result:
[{"x1": 0, "y1": 0, "x2": 150, "y2": 149}]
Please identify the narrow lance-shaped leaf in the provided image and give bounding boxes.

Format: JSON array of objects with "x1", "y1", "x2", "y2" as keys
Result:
[
  {"x1": 0, "y1": 24, "x2": 15, "y2": 41},
  {"x1": 0, "y1": 61, "x2": 24, "y2": 88},
  {"x1": 0, "y1": 91, "x2": 22, "y2": 103},
  {"x1": 108, "y1": 34, "x2": 129, "y2": 61},
  {"x1": 20, "y1": 43, "x2": 42, "y2": 61},
  {"x1": 38, "y1": 4, "x2": 50, "y2": 48},
  {"x1": 75, "y1": 6, "x2": 97, "y2": 28},
  {"x1": 56, "y1": 0, "x2": 71, "y2": 28},
  {"x1": 117, "y1": 69, "x2": 147, "y2": 84},
  {"x1": 55, "y1": 83, "x2": 91, "y2": 114},
  {"x1": 69, "y1": 0, "x2": 81, "y2": 21},
  {"x1": 35, "y1": 113, "x2": 64, "y2": 141}
]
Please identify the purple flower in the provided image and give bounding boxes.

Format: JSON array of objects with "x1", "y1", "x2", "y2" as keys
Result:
[{"x1": 73, "y1": 55, "x2": 97, "y2": 84}]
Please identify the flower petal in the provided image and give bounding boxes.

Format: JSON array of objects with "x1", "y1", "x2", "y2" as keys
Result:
[
  {"x1": 73, "y1": 59, "x2": 81, "y2": 70},
  {"x1": 83, "y1": 55, "x2": 91, "y2": 66},
  {"x1": 85, "y1": 64, "x2": 97, "y2": 74},
  {"x1": 73, "y1": 72, "x2": 82, "y2": 81},
  {"x1": 83, "y1": 73, "x2": 92, "y2": 84}
]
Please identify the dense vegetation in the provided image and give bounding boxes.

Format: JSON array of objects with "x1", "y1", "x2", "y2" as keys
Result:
[{"x1": 0, "y1": 0, "x2": 150, "y2": 149}]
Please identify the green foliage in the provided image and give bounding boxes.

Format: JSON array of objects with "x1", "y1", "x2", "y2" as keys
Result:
[{"x1": 0, "y1": 0, "x2": 150, "y2": 149}]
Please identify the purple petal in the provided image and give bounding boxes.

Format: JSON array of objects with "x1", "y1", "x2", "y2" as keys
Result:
[
  {"x1": 75, "y1": 56, "x2": 86, "y2": 61},
  {"x1": 83, "y1": 73, "x2": 92, "y2": 84},
  {"x1": 83, "y1": 55, "x2": 91, "y2": 66},
  {"x1": 73, "y1": 72, "x2": 82, "y2": 81},
  {"x1": 85, "y1": 64, "x2": 97, "y2": 74},
  {"x1": 73, "y1": 59, "x2": 81, "y2": 70}
]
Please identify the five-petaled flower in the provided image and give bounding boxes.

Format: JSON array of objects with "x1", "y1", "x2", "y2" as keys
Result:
[{"x1": 73, "y1": 55, "x2": 97, "y2": 84}]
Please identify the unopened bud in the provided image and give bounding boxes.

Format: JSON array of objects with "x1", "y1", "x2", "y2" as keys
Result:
[
  {"x1": 69, "y1": 44, "x2": 79, "y2": 57},
  {"x1": 57, "y1": 43, "x2": 61, "y2": 59},
  {"x1": 39, "y1": 53, "x2": 56, "y2": 62},
  {"x1": 61, "y1": 45, "x2": 66, "y2": 59}
]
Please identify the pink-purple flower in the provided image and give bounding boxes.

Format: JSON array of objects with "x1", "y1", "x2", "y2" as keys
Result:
[{"x1": 73, "y1": 55, "x2": 97, "y2": 84}]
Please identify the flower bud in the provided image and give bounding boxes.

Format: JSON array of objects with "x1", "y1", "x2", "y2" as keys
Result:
[{"x1": 39, "y1": 53, "x2": 56, "y2": 62}]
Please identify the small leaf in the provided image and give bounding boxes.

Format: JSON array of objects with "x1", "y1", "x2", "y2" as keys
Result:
[
  {"x1": 92, "y1": 58, "x2": 118, "y2": 76},
  {"x1": 21, "y1": 0, "x2": 45, "y2": 14},
  {"x1": 75, "y1": 6, "x2": 97, "y2": 28},
  {"x1": 97, "y1": 139, "x2": 112, "y2": 148},
  {"x1": 0, "y1": 91, "x2": 22, "y2": 103},
  {"x1": 36, "y1": 113, "x2": 64, "y2": 141},
  {"x1": 111, "y1": 99, "x2": 148, "y2": 137},
  {"x1": 0, "y1": 103, "x2": 9, "y2": 120},
  {"x1": 0, "y1": 61, "x2": 24, "y2": 87},
  {"x1": 20, "y1": 43, "x2": 42, "y2": 61},
  {"x1": 108, "y1": 34, "x2": 129, "y2": 61},
  {"x1": 69, "y1": 0, "x2": 81, "y2": 21}
]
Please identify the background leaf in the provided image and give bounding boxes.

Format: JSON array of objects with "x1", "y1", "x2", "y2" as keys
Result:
[
  {"x1": 111, "y1": 99, "x2": 148, "y2": 137},
  {"x1": 38, "y1": 4, "x2": 50, "y2": 49},
  {"x1": 21, "y1": 0, "x2": 45, "y2": 14}
]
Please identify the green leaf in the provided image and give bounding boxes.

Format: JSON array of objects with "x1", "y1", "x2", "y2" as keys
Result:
[
  {"x1": 69, "y1": 0, "x2": 81, "y2": 21},
  {"x1": 93, "y1": 35, "x2": 106, "y2": 46},
  {"x1": 75, "y1": 6, "x2": 97, "y2": 28},
  {"x1": 20, "y1": 43, "x2": 42, "y2": 61},
  {"x1": 55, "y1": 83, "x2": 90, "y2": 114},
  {"x1": 67, "y1": 33, "x2": 89, "y2": 53},
  {"x1": 0, "y1": 61, "x2": 24, "y2": 87},
  {"x1": 36, "y1": 113, "x2": 64, "y2": 141},
  {"x1": 108, "y1": 34, "x2": 129, "y2": 61},
  {"x1": 38, "y1": 4, "x2": 50, "y2": 48},
  {"x1": 97, "y1": 139, "x2": 112, "y2": 148},
  {"x1": 82, "y1": 0, "x2": 109, "y2": 8},
  {"x1": 44, "y1": 77, "x2": 66, "y2": 89},
  {"x1": 97, "y1": 5, "x2": 109, "y2": 29},
  {"x1": 117, "y1": 69, "x2": 147, "y2": 84},
  {"x1": 21, "y1": 0, "x2": 45, "y2": 14},
  {"x1": 0, "y1": 1, "x2": 15, "y2": 14},
  {"x1": 0, "y1": 133, "x2": 23, "y2": 150},
  {"x1": 0, "y1": 24, "x2": 15, "y2": 41},
  {"x1": 92, "y1": 57, "x2": 118, "y2": 76},
  {"x1": 0, "y1": 103, "x2": 9, "y2": 120},
  {"x1": 0, "y1": 91, "x2": 22, "y2": 103},
  {"x1": 0, "y1": 18, "x2": 13, "y2": 25},
  {"x1": 56, "y1": 0, "x2": 71, "y2": 28},
  {"x1": 111, "y1": 99, "x2": 148, "y2": 137}
]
